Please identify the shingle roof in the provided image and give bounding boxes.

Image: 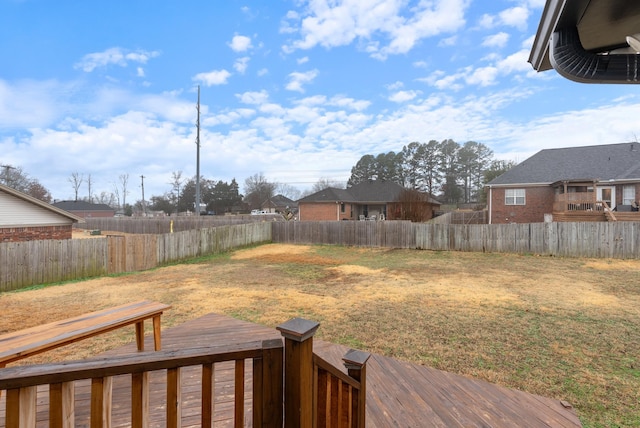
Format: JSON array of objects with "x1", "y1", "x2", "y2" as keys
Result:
[
  {"x1": 488, "y1": 142, "x2": 640, "y2": 186},
  {"x1": 298, "y1": 180, "x2": 441, "y2": 205},
  {"x1": 52, "y1": 200, "x2": 115, "y2": 211}
]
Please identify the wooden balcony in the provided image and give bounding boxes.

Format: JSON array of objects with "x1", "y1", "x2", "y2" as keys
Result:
[
  {"x1": 553, "y1": 193, "x2": 640, "y2": 222},
  {"x1": 0, "y1": 313, "x2": 581, "y2": 427}
]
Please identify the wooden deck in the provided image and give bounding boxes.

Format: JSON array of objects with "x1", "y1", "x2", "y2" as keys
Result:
[{"x1": 0, "y1": 313, "x2": 582, "y2": 427}]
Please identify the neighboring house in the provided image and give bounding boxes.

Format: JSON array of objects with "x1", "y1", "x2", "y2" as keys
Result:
[
  {"x1": 0, "y1": 184, "x2": 84, "y2": 242},
  {"x1": 486, "y1": 143, "x2": 640, "y2": 224},
  {"x1": 52, "y1": 200, "x2": 115, "y2": 219},
  {"x1": 297, "y1": 180, "x2": 441, "y2": 221},
  {"x1": 261, "y1": 194, "x2": 298, "y2": 214}
]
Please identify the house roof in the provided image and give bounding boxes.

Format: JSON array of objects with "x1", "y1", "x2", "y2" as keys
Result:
[
  {"x1": 530, "y1": 0, "x2": 640, "y2": 72},
  {"x1": 0, "y1": 184, "x2": 85, "y2": 223},
  {"x1": 529, "y1": 0, "x2": 640, "y2": 84},
  {"x1": 299, "y1": 180, "x2": 441, "y2": 205},
  {"x1": 52, "y1": 200, "x2": 115, "y2": 212},
  {"x1": 488, "y1": 142, "x2": 640, "y2": 186},
  {"x1": 263, "y1": 194, "x2": 298, "y2": 208}
]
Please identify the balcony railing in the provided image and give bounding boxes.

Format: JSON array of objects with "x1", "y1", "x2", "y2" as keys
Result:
[{"x1": 0, "y1": 318, "x2": 370, "y2": 428}]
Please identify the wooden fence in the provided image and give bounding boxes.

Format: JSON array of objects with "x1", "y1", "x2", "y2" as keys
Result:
[
  {"x1": 272, "y1": 221, "x2": 416, "y2": 248},
  {"x1": 3, "y1": 220, "x2": 640, "y2": 292},
  {"x1": 273, "y1": 221, "x2": 640, "y2": 259},
  {"x1": 80, "y1": 216, "x2": 281, "y2": 234},
  {"x1": 0, "y1": 223, "x2": 271, "y2": 292}
]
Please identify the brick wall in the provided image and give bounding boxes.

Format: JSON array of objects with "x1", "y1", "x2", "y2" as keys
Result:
[
  {"x1": 299, "y1": 203, "x2": 353, "y2": 221},
  {"x1": 490, "y1": 186, "x2": 554, "y2": 224},
  {"x1": 0, "y1": 225, "x2": 73, "y2": 242}
]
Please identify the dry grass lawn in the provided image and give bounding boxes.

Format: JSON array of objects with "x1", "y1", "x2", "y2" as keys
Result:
[{"x1": 1, "y1": 243, "x2": 639, "y2": 427}]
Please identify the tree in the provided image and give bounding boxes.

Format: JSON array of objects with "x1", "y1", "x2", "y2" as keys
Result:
[
  {"x1": 307, "y1": 177, "x2": 345, "y2": 195},
  {"x1": 168, "y1": 171, "x2": 184, "y2": 214},
  {"x1": 392, "y1": 188, "x2": 433, "y2": 222},
  {"x1": 1, "y1": 163, "x2": 52, "y2": 202},
  {"x1": 482, "y1": 159, "x2": 517, "y2": 191},
  {"x1": 25, "y1": 181, "x2": 52, "y2": 203},
  {"x1": 86, "y1": 174, "x2": 94, "y2": 203},
  {"x1": 209, "y1": 179, "x2": 243, "y2": 214},
  {"x1": 457, "y1": 141, "x2": 493, "y2": 203},
  {"x1": 243, "y1": 173, "x2": 276, "y2": 210},
  {"x1": 69, "y1": 172, "x2": 84, "y2": 201},
  {"x1": 276, "y1": 183, "x2": 301, "y2": 201},
  {"x1": 438, "y1": 139, "x2": 462, "y2": 204},
  {"x1": 147, "y1": 194, "x2": 174, "y2": 214},
  {"x1": 347, "y1": 154, "x2": 377, "y2": 186},
  {"x1": 119, "y1": 173, "x2": 130, "y2": 209}
]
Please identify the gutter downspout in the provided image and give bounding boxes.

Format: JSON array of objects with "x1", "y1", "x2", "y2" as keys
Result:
[
  {"x1": 488, "y1": 186, "x2": 492, "y2": 225},
  {"x1": 550, "y1": 26, "x2": 640, "y2": 83}
]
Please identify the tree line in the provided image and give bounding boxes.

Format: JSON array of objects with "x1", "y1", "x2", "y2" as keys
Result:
[{"x1": 347, "y1": 139, "x2": 514, "y2": 204}]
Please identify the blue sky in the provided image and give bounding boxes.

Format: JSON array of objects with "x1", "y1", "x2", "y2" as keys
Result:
[{"x1": 2, "y1": 0, "x2": 640, "y2": 202}]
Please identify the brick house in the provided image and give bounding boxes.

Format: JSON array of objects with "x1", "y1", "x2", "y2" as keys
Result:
[
  {"x1": 297, "y1": 180, "x2": 440, "y2": 221},
  {"x1": 0, "y1": 184, "x2": 84, "y2": 242},
  {"x1": 486, "y1": 143, "x2": 640, "y2": 224}
]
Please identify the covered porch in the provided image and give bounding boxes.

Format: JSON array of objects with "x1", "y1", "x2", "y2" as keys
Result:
[{"x1": 552, "y1": 180, "x2": 640, "y2": 222}]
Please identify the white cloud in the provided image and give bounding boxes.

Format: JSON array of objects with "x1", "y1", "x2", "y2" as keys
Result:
[
  {"x1": 465, "y1": 66, "x2": 499, "y2": 86},
  {"x1": 257, "y1": 68, "x2": 269, "y2": 76},
  {"x1": 478, "y1": 13, "x2": 495, "y2": 29},
  {"x1": 482, "y1": 32, "x2": 510, "y2": 48},
  {"x1": 237, "y1": 90, "x2": 269, "y2": 105},
  {"x1": 192, "y1": 69, "x2": 232, "y2": 86},
  {"x1": 285, "y1": 70, "x2": 319, "y2": 92},
  {"x1": 389, "y1": 90, "x2": 419, "y2": 103},
  {"x1": 74, "y1": 48, "x2": 160, "y2": 72},
  {"x1": 297, "y1": 56, "x2": 309, "y2": 64},
  {"x1": 234, "y1": 57, "x2": 250, "y2": 74},
  {"x1": 499, "y1": 6, "x2": 529, "y2": 31},
  {"x1": 136, "y1": 67, "x2": 145, "y2": 77},
  {"x1": 282, "y1": 0, "x2": 470, "y2": 59},
  {"x1": 229, "y1": 35, "x2": 253, "y2": 52}
]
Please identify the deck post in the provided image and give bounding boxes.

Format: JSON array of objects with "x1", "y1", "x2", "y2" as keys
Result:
[
  {"x1": 343, "y1": 349, "x2": 371, "y2": 428},
  {"x1": 277, "y1": 318, "x2": 320, "y2": 428}
]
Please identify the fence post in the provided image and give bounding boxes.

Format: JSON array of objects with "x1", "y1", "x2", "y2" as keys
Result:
[
  {"x1": 253, "y1": 339, "x2": 284, "y2": 428},
  {"x1": 276, "y1": 318, "x2": 320, "y2": 428},
  {"x1": 343, "y1": 349, "x2": 371, "y2": 428}
]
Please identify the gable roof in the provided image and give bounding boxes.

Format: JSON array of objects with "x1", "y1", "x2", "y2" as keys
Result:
[
  {"x1": 52, "y1": 200, "x2": 115, "y2": 212},
  {"x1": 488, "y1": 142, "x2": 640, "y2": 186},
  {"x1": 0, "y1": 184, "x2": 85, "y2": 224},
  {"x1": 299, "y1": 180, "x2": 441, "y2": 205}
]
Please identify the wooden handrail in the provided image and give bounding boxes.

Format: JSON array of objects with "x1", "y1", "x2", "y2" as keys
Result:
[
  {"x1": 0, "y1": 339, "x2": 283, "y2": 428},
  {"x1": 277, "y1": 318, "x2": 371, "y2": 428}
]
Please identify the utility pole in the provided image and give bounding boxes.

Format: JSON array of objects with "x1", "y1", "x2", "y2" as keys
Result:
[
  {"x1": 1, "y1": 165, "x2": 15, "y2": 186},
  {"x1": 195, "y1": 85, "x2": 201, "y2": 216},
  {"x1": 140, "y1": 174, "x2": 146, "y2": 216}
]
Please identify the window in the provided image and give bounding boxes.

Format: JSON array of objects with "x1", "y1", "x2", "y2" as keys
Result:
[
  {"x1": 340, "y1": 203, "x2": 345, "y2": 213},
  {"x1": 505, "y1": 189, "x2": 525, "y2": 205},
  {"x1": 623, "y1": 185, "x2": 636, "y2": 205}
]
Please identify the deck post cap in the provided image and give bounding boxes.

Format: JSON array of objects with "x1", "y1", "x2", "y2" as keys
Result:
[{"x1": 276, "y1": 318, "x2": 320, "y2": 342}]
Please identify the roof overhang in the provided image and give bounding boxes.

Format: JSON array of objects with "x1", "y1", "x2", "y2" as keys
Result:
[
  {"x1": 0, "y1": 183, "x2": 85, "y2": 223},
  {"x1": 529, "y1": 0, "x2": 640, "y2": 83}
]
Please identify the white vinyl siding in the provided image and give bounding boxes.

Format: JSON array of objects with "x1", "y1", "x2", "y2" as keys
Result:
[
  {"x1": 505, "y1": 189, "x2": 525, "y2": 205},
  {"x1": 0, "y1": 192, "x2": 73, "y2": 227}
]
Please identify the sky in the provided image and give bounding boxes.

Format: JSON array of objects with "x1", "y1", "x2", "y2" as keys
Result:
[{"x1": 2, "y1": 0, "x2": 640, "y2": 203}]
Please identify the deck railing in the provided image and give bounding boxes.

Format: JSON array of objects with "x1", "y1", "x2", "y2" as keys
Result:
[
  {"x1": 277, "y1": 318, "x2": 370, "y2": 428},
  {"x1": 553, "y1": 192, "x2": 604, "y2": 212},
  {"x1": 0, "y1": 318, "x2": 370, "y2": 427},
  {"x1": 0, "y1": 340, "x2": 284, "y2": 428}
]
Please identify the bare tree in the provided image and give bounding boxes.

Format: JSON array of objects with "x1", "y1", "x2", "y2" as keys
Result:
[
  {"x1": 119, "y1": 173, "x2": 130, "y2": 208},
  {"x1": 169, "y1": 171, "x2": 183, "y2": 214},
  {"x1": 68, "y1": 172, "x2": 84, "y2": 201},
  {"x1": 86, "y1": 174, "x2": 94, "y2": 203},
  {"x1": 243, "y1": 172, "x2": 276, "y2": 210}
]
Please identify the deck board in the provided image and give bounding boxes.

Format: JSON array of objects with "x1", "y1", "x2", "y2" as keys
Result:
[{"x1": 0, "y1": 313, "x2": 581, "y2": 427}]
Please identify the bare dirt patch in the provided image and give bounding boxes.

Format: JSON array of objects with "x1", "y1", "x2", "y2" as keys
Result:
[{"x1": 1, "y1": 244, "x2": 639, "y2": 426}]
